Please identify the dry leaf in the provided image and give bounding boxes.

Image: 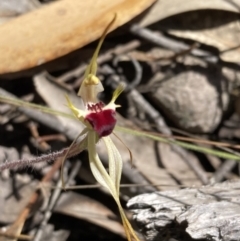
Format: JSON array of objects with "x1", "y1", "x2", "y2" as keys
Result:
[
  {"x1": 0, "y1": 175, "x2": 37, "y2": 241},
  {"x1": 35, "y1": 224, "x2": 70, "y2": 241},
  {"x1": 159, "y1": 143, "x2": 202, "y2": 187},
  {"x1": 34, "y1": 72, "x2": 84, "y2": 140},
  {"x1": 170, "y1": 20, "x2": 240, "y2": 62},
  {"x1": 138, "y1": 0, "x2": 240, "y2": 27},
  {"x1": 54, "y1": 192, "x2": 125, "y2": 237},
  {"x1": 0, "y1": 0, "x2": 155, "y2": 74},
  {"x1": 0, "y1": 175, "x2": 37, "y2": 223},
  {"x1": 136, "y1": 0, "x2": 240, "y2": 62},
  {"x1": 0, "y1": 222, "x2": 28, "y2": 241}
]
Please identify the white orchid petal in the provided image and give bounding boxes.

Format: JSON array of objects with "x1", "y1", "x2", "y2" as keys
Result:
[
  {"x1": 103, "y1": 136, "x2": 116, "y2": 183},
  {"x1": 103, "y1": 136, "x2": 123, "y2": 195},
  {"x1": 87, "y1": 131, "x2": 117, "y2": 198}
]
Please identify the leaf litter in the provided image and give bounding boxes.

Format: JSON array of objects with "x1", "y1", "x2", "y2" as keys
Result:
[{"x1": 1, "y1": 1, "x2": 240, "y2": 240}]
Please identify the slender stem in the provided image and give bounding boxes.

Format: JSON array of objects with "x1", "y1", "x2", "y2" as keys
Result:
[{"x1": 0, "y1": 143, "x2": 84, "y2": 171}]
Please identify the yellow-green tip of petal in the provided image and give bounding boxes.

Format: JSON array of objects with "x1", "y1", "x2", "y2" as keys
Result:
[
  {"x1": 65, "y1": 95, "x2": 84, "y2": 119},
  {"x1": 111, "y1": 83, "x2": 125, "y2": 104}
]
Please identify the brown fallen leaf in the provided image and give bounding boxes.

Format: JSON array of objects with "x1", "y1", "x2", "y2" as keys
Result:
[
  {"x1": 0, "y1": 175, "x2": 37, "y2": 224},
  {"x1": 138, "y1": 0, "x2": 240, "y2": 27},
  {"x1": 0, "y1": 0, "x2": 155, "y2": 74},
  {"x1": 54, "y1": 191, "x2": 125, "y2": 237},
  {"x1": 159, "y1": 143, "x2": 202, "y2": 187},
  {"x1": 170, "y1": 19, "x2": 240, "y2": 63},
  {"x1": 33, "y1": 72, "x2": 84, "y2": 140}
]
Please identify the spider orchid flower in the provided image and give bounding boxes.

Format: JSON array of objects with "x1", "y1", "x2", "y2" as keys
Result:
[{"x1": 61, "y1": 15, "x2": 141, "y2": 241}]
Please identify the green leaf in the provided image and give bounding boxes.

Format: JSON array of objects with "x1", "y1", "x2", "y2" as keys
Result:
[{"x1": 116, "y1": 126, "x2": 240, "y2": 161}]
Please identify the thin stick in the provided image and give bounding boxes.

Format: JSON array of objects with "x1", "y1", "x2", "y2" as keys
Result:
[{"x1": 130, "y1": 24, "x2": 218, "y2": 63}]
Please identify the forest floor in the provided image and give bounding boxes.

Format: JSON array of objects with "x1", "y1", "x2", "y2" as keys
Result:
[{"x1": 1, "y1": 1, "x2": 240, "y2": 241}]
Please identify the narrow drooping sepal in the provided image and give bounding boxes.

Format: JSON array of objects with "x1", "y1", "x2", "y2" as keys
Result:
[
  {"x1": 87, "y1": 131, "x2": 117, "y2": 196},
  {"x1": 87, "y1": 131, "x2": 141, "y2": 241},
  {"x1": 103, "y1": 136, "x2": 122, "y2": 195}
]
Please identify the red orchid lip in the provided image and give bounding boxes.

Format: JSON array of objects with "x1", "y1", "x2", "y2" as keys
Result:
[{"x1": 85, "y1": 108, "x2": 117, "y2": 137}]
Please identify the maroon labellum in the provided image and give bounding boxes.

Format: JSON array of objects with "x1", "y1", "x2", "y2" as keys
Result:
[{"x1": 85, "y1": 102, "x2": 117, "y2": 137}]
